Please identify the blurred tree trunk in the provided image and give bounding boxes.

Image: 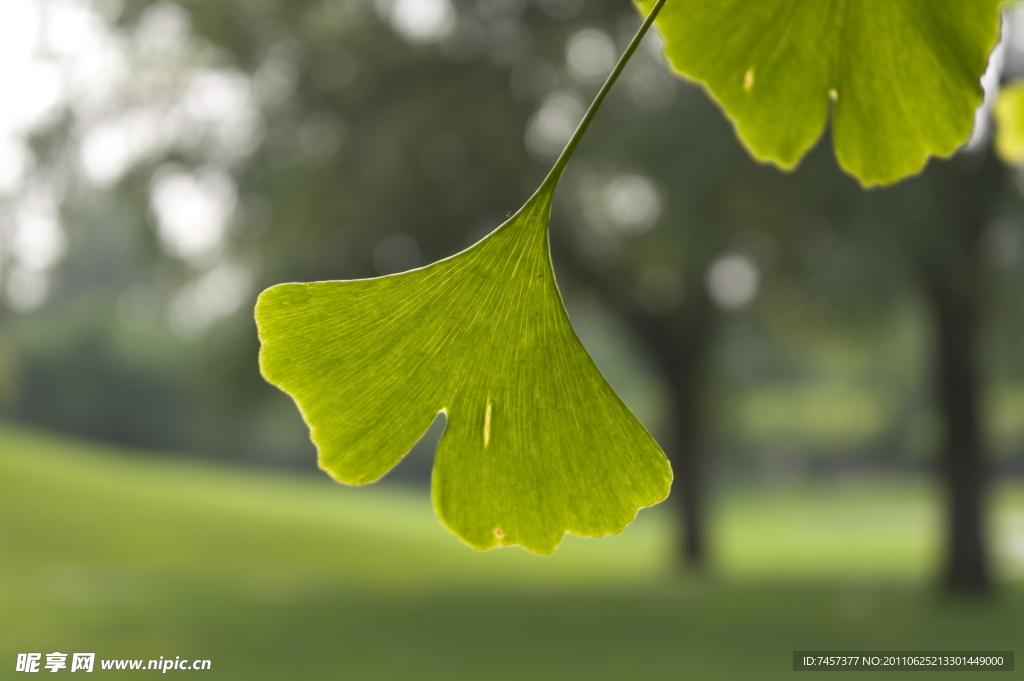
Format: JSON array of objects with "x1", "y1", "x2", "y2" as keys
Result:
[
  {"x1": 637, "y1": 292, "x2": 714, "y2": 571},
  {"x1": 556, "y1": 249, "x2": 714, "y2": 571},
  {"x1": 920, "y1": 152, "x2": 1003, "y2": 592},
  {"x1": 925, "y1": 266, "x2": 989, "y2": 591}
]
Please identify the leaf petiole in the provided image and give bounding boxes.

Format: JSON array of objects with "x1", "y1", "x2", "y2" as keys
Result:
[{"x1": 542, "y1": 0, "x2": 670, "y2": 189}]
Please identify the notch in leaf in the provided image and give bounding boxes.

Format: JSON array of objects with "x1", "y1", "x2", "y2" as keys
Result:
[{"x1": 255, "y1": 0, "x2": 673, "y2": 554}]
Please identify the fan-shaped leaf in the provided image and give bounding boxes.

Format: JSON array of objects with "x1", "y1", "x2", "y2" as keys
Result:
[{"x1": 256, "y1": 186, "x2": 672, "y2": 554}]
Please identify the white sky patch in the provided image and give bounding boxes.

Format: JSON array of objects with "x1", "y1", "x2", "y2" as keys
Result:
[
  {"x1": 0, "y1": 1, "x2": 68, "y2": 310},
  {"x1": 0, "y1": 0, "x2": 264, "y2": 312},
  {"x1": 967, "y1": 39, "x2": 1005, "y2": 151},
  {"x1": 179, "y1": 69, "x2": 263, "y2": 161},
  {"x1": 567, "y1": 29, "x2": 617, "y2": 83},
  {"x1": 133, "y1": 2, "x2": 192, "y2": 56},
  {"x1": 5, "y1": 266, "x2": 50, "y2": 311},
  {"x1": 0, "y1": 135, "x2": 31, "y2": 194},
  {"x1": 380, "y1": 0, "x2": 455, "y2": 44},
  {"x1": 0, "y1": 3, "x2": 65, "y2": 140},
  {"x1": 0, "y1": 0, "x2": 264, "y2": 193},
  {"x1": 642, "y1": 26, "x2": 666, "y2": 62},
  {"x1": 44, "y1": 0, "x2": 108, "y2": 58},
  {"x1": 12, "y1": 185, "x2": 65, "y2": 270},
  {"x1": 43, "y1": 0, "x2": 128, "y2": 119},
  {"x1": 80, "y1": 107, "x2": 170, "y2": 187},
  {"x1": 605, "y1": 174, "x2": 660, "y2": 234},
  {"x1": 78, "y1": 67, "x2": 262, "y2": 188},
  {"x1": 525, "y1": 90, "x2": 585, "y2": 160},
  {"x1": 169, "y1": 260, "x2": 253, "y2": 338},
  {"x1": 2, "y1": 182, "x2": 65, "y2": 311},
  {"x1": 707, "y1": 253, "x2": 759, "y2": 309},
  {"x1": 150, "y1": 166, "x2": 237, "y2": 265}
]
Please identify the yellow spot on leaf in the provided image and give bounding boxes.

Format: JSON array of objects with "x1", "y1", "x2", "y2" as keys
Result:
[
  {"x1": 743, "y1": 68, "x2": 755, "y2": 92},
  {"x1": 484, "y1": 401, "x2": 492, "y2": 447}
]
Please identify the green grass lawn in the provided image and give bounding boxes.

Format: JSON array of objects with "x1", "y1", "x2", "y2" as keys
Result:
[{"x1": 2, "y1": 423, "x2": 1023, "y2": 679}]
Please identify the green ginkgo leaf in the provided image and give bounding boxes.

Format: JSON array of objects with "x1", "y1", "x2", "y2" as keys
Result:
[
  {"x1": 640, "y1": 0, "x2": 1003, "y2": 185},
  {"x1": 256, "y1": 185, "x2": 671, "y2": 554},
  {"x1": 256, "y1": 1, "x2": 672, "y2": 554}
]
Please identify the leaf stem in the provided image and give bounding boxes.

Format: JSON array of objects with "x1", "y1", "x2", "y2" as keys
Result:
[{"x1": 541, "y1": 0, "x2": 669, "y2": 189}]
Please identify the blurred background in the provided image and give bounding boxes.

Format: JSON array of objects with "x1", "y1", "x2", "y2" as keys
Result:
[{"x1": 1, "y1": 0, "x2": 1024, "y2": 678}]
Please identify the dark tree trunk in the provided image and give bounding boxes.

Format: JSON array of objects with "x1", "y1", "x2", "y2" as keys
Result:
[
  {"x1": 917, "y1": 153, "x2": 1003, "y2": 592},
  {"x1": 925, "y1": 267, "x2": 990, "y2": 592},
  {"x1": 643, "y1": 294, "x2": 714, "y2": 572},
  {"x1": 666, "y1": 360, "x2": 706, "y2": 569}
]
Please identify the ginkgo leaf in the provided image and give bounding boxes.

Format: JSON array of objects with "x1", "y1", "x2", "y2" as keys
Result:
[
  {"x1": 256, "y1": 184, "x2": 672, "y2": 554},
  {"x1": 640, "y1": 0, "x2": 1004, "y2": 186},
  {"x1": 995, "y1": 81, "x2": 1024, "y2": 165},
  {"x1": 256, "y1": 0, "x2": 671, "y2": 554}
]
